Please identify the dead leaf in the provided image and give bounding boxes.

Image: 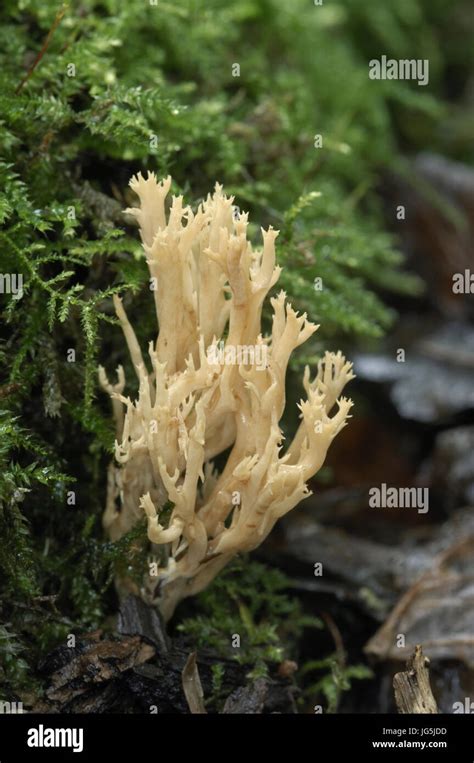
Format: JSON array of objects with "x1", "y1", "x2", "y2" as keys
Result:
[{"x1": 181, "y1": 652, "x2": 206, "y2": 714}]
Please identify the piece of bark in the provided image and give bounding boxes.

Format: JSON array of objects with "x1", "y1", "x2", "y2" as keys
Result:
[
  {"x1": 46, "y1": 636, "x2": 155, "y2": 703},
  {"x1": 393, "y1": 645, "x2": 438, "y2": 714},
  {"x1": 118, "y1": 594, "x2": 170, "y2": 654}
]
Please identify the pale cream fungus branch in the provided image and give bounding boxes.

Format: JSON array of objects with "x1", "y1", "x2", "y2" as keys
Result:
[{"x1": 99, "y1": 172, "x2": 355, "y2": 621}]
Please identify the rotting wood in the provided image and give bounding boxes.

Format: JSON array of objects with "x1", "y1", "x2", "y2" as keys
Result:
[{"x1": 393, "y1": 644, "x2": 438, "y2": 714}]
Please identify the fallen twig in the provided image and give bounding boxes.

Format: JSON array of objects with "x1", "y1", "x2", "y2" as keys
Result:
[{"x1": 393, "y1": 645, "x2": 438, "y2": 714}]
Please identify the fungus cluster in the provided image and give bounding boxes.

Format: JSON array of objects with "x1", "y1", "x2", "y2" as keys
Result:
[{"x1": 100, "y1": 173, "x2": 354, "y2": 620}]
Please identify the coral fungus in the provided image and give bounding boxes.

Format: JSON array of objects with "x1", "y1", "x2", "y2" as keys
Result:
[{"x1": 100, "y1": 174, "x2": 354, "y2": 620}]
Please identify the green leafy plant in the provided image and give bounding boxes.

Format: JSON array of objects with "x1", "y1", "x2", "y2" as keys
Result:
[{"x1": 301, "y1": 655, "x2": 373, "y2": 713}]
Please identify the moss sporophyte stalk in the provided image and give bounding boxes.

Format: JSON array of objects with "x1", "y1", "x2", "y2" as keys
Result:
[{"x1": 100, "y1": 174, "x2": 354, "y2": 620}]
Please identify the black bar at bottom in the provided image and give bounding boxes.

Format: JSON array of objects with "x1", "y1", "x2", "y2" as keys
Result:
[{"x1": 0, "y1": 712, "x2": 472, "y2": 760}]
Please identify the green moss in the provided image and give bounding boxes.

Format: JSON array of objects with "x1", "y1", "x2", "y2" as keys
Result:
[{"x1": 177, "y1": 559, "x2": 322, "y2": 677}]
